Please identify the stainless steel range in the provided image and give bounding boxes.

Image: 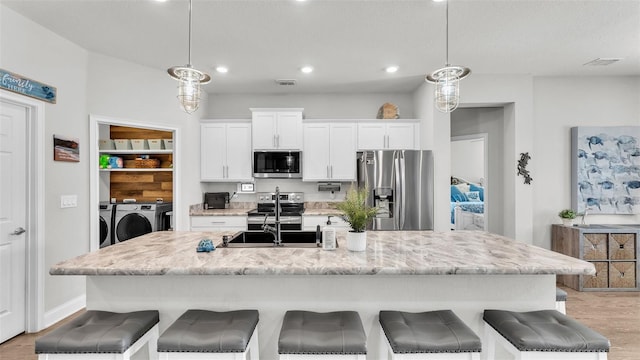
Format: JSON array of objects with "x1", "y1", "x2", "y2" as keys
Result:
[{"x1": 246, "y1": 192, "x2": 304, "y2": 231}]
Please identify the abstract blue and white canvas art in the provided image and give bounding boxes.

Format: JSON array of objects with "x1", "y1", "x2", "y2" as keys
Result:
[{"x1": 571, "y1": 126, "x2": 640, "y2": 214}]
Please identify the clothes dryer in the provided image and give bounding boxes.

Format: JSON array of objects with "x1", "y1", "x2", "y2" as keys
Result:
[
  {"x1": 113, "y1": 202, "x2": 172, "y2": 243},
  {"x1": 99, "y1": 202, "x2": 115, "y2": 248}
]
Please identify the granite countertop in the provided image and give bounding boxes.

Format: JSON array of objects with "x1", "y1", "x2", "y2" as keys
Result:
[
  {"x1": 189, "y1": 203, "x2": 254, "y2": 216},
  {"x1": 51, "y1": 230, "x2": 595, "y2": 276}
]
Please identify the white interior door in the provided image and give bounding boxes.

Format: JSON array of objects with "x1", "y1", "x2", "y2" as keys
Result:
[{"x1": 0, "y1": 100, "x2": 27, "y2": 343}]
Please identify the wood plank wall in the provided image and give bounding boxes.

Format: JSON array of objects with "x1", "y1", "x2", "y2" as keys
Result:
[{"x1": 109, "y1": 126, "x2": 173, "y2": 203}]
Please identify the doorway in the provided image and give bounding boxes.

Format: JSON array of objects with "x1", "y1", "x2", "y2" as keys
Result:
[
  {"x1": 450, "y1": 134, "x2": 488, "y2": 231},
  {"x1": 0, "y1": 90, "x2": 45, "y2": 340},
  {"x1": 89, "y1": 115, "x2": 180, "y2": 252}
]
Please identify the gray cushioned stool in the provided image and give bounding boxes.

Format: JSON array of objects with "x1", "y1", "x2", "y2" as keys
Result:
[
  {"x1": 482, "y1": 309, "x2": 609, "y2": 360},
  {"x1": 35, "y1": 310, "x2": 159, "y2": 360},
  {"x1": 157, "y1": 309, "x2": 259, "y2": 360},
  {"x1": 279, "y1": 310, "x2": 367, "y2": 359},
  {"x1": 379, "y1": 310, "x2": 481, "y2": 360}
]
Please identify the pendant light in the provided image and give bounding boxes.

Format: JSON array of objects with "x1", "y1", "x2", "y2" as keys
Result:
[
  {"x1": 168, "y1": 0, "x2": 211, "y2": 114},
  {"x1": 425, "y1": 0, "x2": 470, "y2": 113}
]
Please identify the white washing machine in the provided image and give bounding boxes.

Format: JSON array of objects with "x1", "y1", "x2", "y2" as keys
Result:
[
  {"x1": 113, "y1": 202, "x2": 173, "y2": 243},
  {"x1": 99, "y1": 202, "x2": 115, "y2": 248}
]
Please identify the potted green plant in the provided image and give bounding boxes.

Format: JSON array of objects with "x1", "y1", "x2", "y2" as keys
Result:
[
  {"x1": 335, "y1": 186, "x2": 378, "y2": 251},
  {"x1": 558, "y1": 209, "x2": 577, "y2": 226}
]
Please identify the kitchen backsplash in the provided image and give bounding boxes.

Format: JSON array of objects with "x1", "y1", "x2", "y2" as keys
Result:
[{"x1": 201, "y1": 179, "x2": 349, "y2": 202}]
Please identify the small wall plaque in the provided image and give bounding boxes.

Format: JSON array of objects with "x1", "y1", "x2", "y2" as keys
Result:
[{"x1": 1, "y1": 68, "x2": 56, "y2": 104}]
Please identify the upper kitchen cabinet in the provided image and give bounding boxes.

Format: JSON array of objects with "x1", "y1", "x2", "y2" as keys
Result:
[
  {"x1": 357, "y1": 120, "x2": 420, "y2": 150},
  {"x1": 250, "y1": 108, "x2": 303, "y2": 150},
  {"x1": 201, "y1": 120, "x2": 253, "y2": 182},
  {"x1": 303, "y1": 121, "x2": 357, "y2": 181}
]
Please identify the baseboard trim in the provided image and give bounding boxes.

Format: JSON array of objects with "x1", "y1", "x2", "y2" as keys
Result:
[{"x1": 43, "y1": 294, "x2": 86, "y2": 329}]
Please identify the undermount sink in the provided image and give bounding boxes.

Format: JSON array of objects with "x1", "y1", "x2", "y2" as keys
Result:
[{"x1": 221, "y1": 231, "x2": 323, "y2": 248}]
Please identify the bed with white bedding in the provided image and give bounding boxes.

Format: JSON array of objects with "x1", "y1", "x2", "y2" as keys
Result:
[{"x1": 450, "y1": 177, "x2": 485, "y2": 230}]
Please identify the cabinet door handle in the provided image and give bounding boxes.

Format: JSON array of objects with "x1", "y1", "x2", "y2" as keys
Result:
[
  {"x1": 273, "y1": 135, "x2": 276, "y2": 148},
  {"x1": 330, "y1": 165, "x2": 333, "y2": 178},
  {"x1": 327, "y1": 165, "x2": 330, "y2": 178},
  {"x1": 277, "y1": 134, "x2": 280, "y2": 148}
]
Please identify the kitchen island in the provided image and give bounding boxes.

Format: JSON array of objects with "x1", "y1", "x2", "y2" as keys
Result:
[{"x1": 52, "y1": 230, "x2": 594, "y2": 359}]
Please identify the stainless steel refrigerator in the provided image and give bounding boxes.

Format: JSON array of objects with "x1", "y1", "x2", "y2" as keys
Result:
[{"x1": 357, "y1": 150, "x2": 434, "y2": 230}]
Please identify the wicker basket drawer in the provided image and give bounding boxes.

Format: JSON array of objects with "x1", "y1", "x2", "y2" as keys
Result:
[
  {"x1": 609, "y1": 262, "x2": 637, "y2": 288},
  {"x1": 609, "y1": 233, "x2": 636, "y2": 260},
  {"x1": 583, "y1": 233, "x2": 608, "y2": 260},
  {"x1": 582, "y1": 261, "x2": 609, "y2": 288}
]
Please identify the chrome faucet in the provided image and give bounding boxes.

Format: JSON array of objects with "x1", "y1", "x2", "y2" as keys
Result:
[{"x1": 263, "y1": 186, "x2": 282, "y2": 246}]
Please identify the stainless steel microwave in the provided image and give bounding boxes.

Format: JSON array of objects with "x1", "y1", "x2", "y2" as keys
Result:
[{"x1": 253, "y1": 151, "x2": 302, "y2": 178}]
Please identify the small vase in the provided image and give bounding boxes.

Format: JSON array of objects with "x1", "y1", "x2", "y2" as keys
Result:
[
  {"x1": 562, "y1": 218, "x2": 574, "y2": 226},
  {"x1": 346, "y1": 231, "x2": 367, "y2": 252}
]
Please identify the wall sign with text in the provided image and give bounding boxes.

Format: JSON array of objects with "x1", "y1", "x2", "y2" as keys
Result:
[{"x1": 0, "y1": 68, "x2": 57, "y2": 104}]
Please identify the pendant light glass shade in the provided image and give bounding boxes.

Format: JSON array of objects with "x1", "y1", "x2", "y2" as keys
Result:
[
  {"x1": 167, "y1": 0, "x2": 210, "y2": 114},
  {"x1": 427, "y1": 65, "x2": 470, "y2": 112},
  {"x1": 425, "y1": 0, "x2": 470, "y2": 113}
]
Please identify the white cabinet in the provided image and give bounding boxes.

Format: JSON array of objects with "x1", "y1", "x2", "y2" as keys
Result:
[
  {"x1": 190, "y1": 216, "x2": 247, "y2": 231},
  {"x1": 251, "y1": 109, "x2": 303, "y2": 150},
  {"x1": 303, "y1": 121, "x2": 356, "y2": 181},
  {"x1": 303, "y1": 215, "x2": 350, "y2": 231},
  {"x1": 357, "y1": 121, "x2": 419, "y2": 150},
  {"x1": 201, "y1": 121, "x2": 252, "y2": 182}
]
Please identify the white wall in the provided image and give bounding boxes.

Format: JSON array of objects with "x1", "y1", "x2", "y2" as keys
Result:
[
  {"x1": 533, "y1": 76, "x2": 640, "y2": 248},
  {"x1": 0, "y1": 5, "x2": 89, "y2": 313},
  {"x1": 87, "y1": 52, "x2": 207, "y2": 233},
  {"x1": 206, "y1": 93, "x2": 415, "y2": 119},
  {"x1": 451, "y1": 138, "x2": 485, "y2": 185}
]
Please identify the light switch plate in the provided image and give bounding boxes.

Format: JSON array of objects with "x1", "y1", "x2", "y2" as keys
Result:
[{"x1": 60, "y1": 194, "x2": 78, "y2": 208}]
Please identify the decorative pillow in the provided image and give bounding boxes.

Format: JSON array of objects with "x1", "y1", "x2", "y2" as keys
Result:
[
  {"x1": 469, "y1": 184, "x2": 484, "y2": 201},
  {"x1": 465, "y1": 191, "x2": 480, "y2": 201},
  {"x1": 451, "y1": 185, "x2": 468, "y2": 202}
]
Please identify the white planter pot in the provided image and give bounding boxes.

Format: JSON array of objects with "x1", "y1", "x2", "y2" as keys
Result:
[
  {"x1": 561, "y1": 218, "x2": 574, "y2": 226},
  {"x1": 346, "y1": 231, "x2": 367, "y2": 252}
]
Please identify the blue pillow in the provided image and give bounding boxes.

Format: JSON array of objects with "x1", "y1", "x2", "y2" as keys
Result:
[
  {"x1": 450, "y1": 185, "x2": 468, "y2": 202},
  {"x1": 469, "y1": 184, "x2": 484, "y2": 202}
]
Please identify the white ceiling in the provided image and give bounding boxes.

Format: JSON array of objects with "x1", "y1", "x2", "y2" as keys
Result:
[{"x1": 3, "y1": 0, "x2": 639, "y2": 94}]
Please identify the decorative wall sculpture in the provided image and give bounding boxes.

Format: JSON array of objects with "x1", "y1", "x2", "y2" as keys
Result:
[{"x1": 571, "y1": 126, "x2": 640, "y2": 214}]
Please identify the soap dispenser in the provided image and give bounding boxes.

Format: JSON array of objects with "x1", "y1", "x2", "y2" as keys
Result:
[{"x1": 322, "y1": 215, "x2": 337, "y2": 250}]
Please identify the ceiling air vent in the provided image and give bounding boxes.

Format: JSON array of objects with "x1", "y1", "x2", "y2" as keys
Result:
[
  {"x1": 275, "y1": 79, "x2": 297, "y2": 86},
  {"x1": 583, "y1": 58, "x2": 621, "y2": 66}
]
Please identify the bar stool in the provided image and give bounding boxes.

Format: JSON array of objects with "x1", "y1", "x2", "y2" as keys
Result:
[
  {"x1": 35, "y1": 310, "x2": 159, "y2": 360},
  {"x1": 556, "y1": 287, "x2": 568, "y2": 314},
  {"x1": 482, "y1": 309, "x2": 609, "y2": 360},
  {"x1": 379, "y1": 310, "x2": 481, "y2": 360},
  {"x1": 278, "y1": 310, "x2": 367, "y2": 359},
  {"x1": 157, "y1": 309, "x2": 259, "y2": 360}
]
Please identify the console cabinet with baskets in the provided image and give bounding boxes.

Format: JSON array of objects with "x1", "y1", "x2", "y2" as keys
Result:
[{"x1": 552, "y1": 224, "x2": 639, "y2": 291}]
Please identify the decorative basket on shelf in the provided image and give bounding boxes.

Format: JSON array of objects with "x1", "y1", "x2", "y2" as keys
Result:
[{"x1": 124, "y1": 158, "x2": 160, "y2": 168}]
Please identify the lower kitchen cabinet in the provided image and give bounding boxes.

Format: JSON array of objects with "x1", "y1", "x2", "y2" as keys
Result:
[
  {"x1": 303, "y1": 215, "x2": 350, "y2": 231},
  {"x1": 552, "y1": 224, "x2": 639, "y2": 291},
  {"x1": 190, "y1": 216, "x2": 247, "y2": 232}
]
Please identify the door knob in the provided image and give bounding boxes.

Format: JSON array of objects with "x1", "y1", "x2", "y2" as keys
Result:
[{"x1": 11, "y1": 227, "x2": 26, "y2": 235}]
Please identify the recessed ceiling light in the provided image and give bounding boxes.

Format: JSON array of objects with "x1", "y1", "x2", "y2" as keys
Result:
[
  {"x1": 215, "y1": 66, "x2": 229, "y2": 74},
  {"x1": 385, "y1": 66, "x2": 399, "y2": 73},
  {"x1": 154, "y1": 0, "x2": 168, "y2": 2},
  {"x1": 301, "y1": 66, "x2": 314, "y2": 74},
  {"x1": 432, "y1": 0, "x2": 446, "y2": 2}
]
